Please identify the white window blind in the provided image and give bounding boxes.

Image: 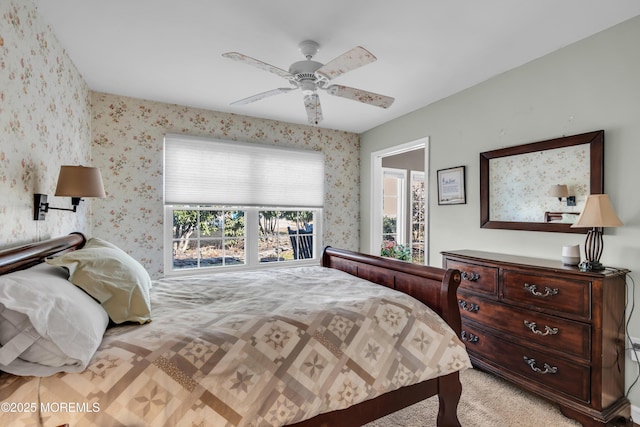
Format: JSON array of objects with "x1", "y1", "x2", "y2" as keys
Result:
[{"x1": 164, "y1": 134, "x2": 325, "y2": 207}]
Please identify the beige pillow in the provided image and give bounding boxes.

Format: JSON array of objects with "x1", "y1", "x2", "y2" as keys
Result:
[{"x1": 47, "y1": 237, "x2": 152, "y2": 324}]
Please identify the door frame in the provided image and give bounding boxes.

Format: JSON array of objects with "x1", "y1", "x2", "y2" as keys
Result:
[{"x1": 370, "y1": 137, "x2": 429, "y2": 263}]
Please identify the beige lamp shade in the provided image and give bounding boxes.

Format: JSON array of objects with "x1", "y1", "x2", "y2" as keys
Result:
[
  {"x1": 54, "y1": 166, "x2": 106, "y2": 198},
  {"x1": 549, "y1": 184, "x2": 569, "y2": 198},
  {"x1": 571, "y1": 194, "x2": 623, "y2": 228}
]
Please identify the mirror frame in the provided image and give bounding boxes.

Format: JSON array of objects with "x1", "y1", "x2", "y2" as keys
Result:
[{"x1": 480, "y1": 130, "x2": 604, "y2": 233}]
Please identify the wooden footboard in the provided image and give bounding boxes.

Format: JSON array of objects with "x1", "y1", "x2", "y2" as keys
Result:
[
  {"x1": 309, "y1": 246, "x2": 464, "y2": 427},
  {"x1": 321, "y1": 246, "x2": 462, "y2": 336}
]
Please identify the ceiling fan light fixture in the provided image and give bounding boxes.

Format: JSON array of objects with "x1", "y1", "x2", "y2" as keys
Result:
[
  {"x1": 300, "y1": 80, "x2": 316, "y2": 96},
  {"x1": 222, "y1": 40, "x2": 395, "y2": 125}
]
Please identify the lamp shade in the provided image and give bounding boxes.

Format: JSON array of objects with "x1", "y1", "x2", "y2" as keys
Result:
[
  {"x1": 571, "y1": 194, "x2": 622, "y2": 228},
  {"x1": 549, "y1": 184, "x2": 569, "y2": 198},
  {"x1": 54, "y1": 166, "x2": 106, "y2": 198}
]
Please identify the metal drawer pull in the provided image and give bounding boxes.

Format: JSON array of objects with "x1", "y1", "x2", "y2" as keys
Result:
[
  {"x1": 524, "y1": 320, "x2": 559, "y2": 336},
  {"x1": 461, "y1": 271, "x2": 480, "y2": 282},
  {"x1": 523, "y1": 356, "x2": 558, "y2": 374},
  {"x1": 524, "y1": 283, "x2": 559, "y2": 297},
  {"x1": 461, "y1": 331, "x2": 479, "y2": 344},
  {"x1": 458, "y1": 299, "x2": 480, "y2": 313}
]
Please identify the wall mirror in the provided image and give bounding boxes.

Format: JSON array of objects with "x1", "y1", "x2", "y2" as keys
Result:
[{"x1": 480, "y1": 130, "x2": 604, "y2": 233}]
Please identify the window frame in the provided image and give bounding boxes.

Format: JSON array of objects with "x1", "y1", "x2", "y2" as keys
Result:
[
  {"x1": 410, "y1": 170, "x2": 426, "y2": 265},
  {"x1": 164, "y1": 205, "x2": 322, "y2": 275},
  {"x1": 382, "y1": 167, "x2": 407, "y2": 245}
]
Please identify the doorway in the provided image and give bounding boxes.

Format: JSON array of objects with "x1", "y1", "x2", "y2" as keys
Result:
[{"x1": 371, "y1": 138, "x2": 428, "y2": 264}]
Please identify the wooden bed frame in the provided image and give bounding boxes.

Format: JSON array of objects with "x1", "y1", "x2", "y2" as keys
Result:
[{"x1": 0, "y1": 234, "x2": 465, "y2": 427}]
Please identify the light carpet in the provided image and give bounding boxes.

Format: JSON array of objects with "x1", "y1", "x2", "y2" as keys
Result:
[{"x1": 364, "y1": 368, "x2": 581, "y2": 427}]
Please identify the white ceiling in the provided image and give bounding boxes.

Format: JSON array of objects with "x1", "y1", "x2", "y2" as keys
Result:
[{"x1": 34, "y1": 1, "x2": 640, "y2": 134}]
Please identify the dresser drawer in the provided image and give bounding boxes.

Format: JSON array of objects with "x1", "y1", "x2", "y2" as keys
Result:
[
  {"x1": 502, "y1": 270, "x2": 591, "y2": 320},
  {"x1": 445, "y1": 259, "x2": 498, "y2": 296},
  {"x1": 460, "y1": 322, "x2": 590, "y2": 402},
  {"x1": 457, "y1": 293, "x2": 590, "y2": 360}
]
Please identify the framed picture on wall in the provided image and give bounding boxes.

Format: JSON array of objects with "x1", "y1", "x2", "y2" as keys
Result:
[{"x1": 437, "y1": 165, "x2": 466, "y2": 205}]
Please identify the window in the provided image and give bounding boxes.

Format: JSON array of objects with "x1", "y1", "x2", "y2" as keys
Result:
[
  {"x1": 163, "y1": 134, "x2": 324, "y2": 273},
  {"x1": 259, "y1": 210, "x2": 315, "y2": 262},
  {"x1": 381, "y1": 168, "x2": 407, "y2": 245},
  {"x1": 169, "y1": 207, "x2": 320, "y2": 271},
  {"x1": 172, "y1": 208, "x2": 245, "y2": 269}
]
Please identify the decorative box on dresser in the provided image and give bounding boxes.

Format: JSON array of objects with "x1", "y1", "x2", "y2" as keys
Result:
[{"x1": 442, "y1": 250, "x2": 630, "y2": 427}]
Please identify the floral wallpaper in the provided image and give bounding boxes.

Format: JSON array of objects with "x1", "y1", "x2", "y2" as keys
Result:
[
  {"x1": 489, "y1": 144, "x2": 589, "y2": 222},
  {"x1": 91, "y1": 93, "x2": 361, "y2": 278},
  {"x1": 1, "y1": 1, "x2": 360, "y2": 277},
  {"x1": 0, "y1": 0, "x2": 92, "y2": 247}
]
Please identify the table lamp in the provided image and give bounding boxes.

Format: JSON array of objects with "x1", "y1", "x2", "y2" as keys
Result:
[{"x1": 570, "y1": 194, "x2": 622, "y2": 271}]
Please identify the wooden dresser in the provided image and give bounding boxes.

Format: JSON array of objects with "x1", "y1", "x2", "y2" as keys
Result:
[{"x1": 442, "y1": 250, "x2": 630, "y2": 427}]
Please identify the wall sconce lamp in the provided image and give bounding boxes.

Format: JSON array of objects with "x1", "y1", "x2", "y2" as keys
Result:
[
  {"x1": 34, "y1": 166, "x2": 106, "y2": 221},
  {"x1": 549, "y1": 184, "x2": 576, "y2": 206},
  {"x1": 570, "y1": 194, "x2": 623, "y2": 271}
]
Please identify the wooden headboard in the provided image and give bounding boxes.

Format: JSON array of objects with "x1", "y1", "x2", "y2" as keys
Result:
[
  {"x1": 0, "y1": 233, "x2": 86, "y2": 275},
  {"x1": 321, "y1": 246, "x2": 462, "y2": 336}
]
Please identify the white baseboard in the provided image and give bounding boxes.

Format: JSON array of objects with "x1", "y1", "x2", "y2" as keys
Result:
[{"x1": 632, "y1": 404, "x2": 640, "y2": 425}]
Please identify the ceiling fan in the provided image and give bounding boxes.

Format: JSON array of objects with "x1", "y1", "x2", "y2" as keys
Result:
[{"x1": 222, "y1": 40, "x2": 394, "y2": 125}]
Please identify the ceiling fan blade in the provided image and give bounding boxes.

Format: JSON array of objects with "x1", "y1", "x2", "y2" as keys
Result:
[
  {"x1": 304, "y1": 93, "x2": 323, "y2": 125},
  {"x1": 230, "y1": 87, "x2": 295, "y2": 105},
  {"x1": 222, "y1": 52, "x2": 294, "y2": 81},
  {"x1": 326, "y1": 85, "x2": 394, "y2": 109},
  {"x1": 315, "y1": 46, "x2": 376, "y2": 81}
]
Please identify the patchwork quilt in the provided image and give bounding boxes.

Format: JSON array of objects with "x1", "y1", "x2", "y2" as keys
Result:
[{"x1": 0, "y1": 266, "x2": 471, "y2": 426}]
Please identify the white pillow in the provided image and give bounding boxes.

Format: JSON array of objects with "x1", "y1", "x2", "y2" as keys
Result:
[
  {"x1": 46, "y1": 237, "x2": 152, "y2": 324},
  {"x1": 0, "y1": 263, "x2": 109, "y2": 376}
]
